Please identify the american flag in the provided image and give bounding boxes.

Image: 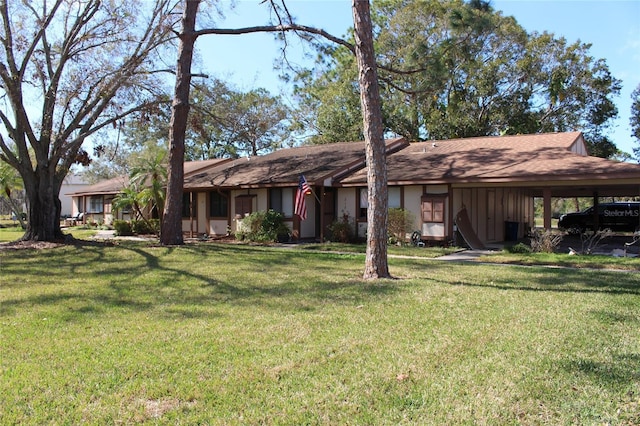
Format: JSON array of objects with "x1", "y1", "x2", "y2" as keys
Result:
[{"x1": 294, "y1": 175, "x2": 310, "y2": 220}]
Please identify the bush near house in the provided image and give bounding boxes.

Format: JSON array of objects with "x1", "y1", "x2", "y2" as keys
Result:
[
  {"x1": 235, "y1": 210, "x2": 289, "y2": 243},
  {"x1": 112, "y1": 219, "x2": 159, "y2": 237},
  {"x1": 131, "y1": 219, "x2": 160, "y2": 235},
  {"x1": 327, "y1": 215, "x2": 355, "y2": 243},
  {"x1": 387, "y1": 208, "x2": 415, "y2": 245},
  {"x1": 113, "y1": 220, "x2": 133, "y2": 236}
]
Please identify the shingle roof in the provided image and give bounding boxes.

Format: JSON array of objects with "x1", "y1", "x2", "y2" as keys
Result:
[
  {"x1": 184, "y1": 138, "x2": 408, "y2": 189},
  {"x1": 184, "y1": 158, "x2": 231, "y2": 176},
  {"x1": 70, "y1": 158, "x2": 231, "y2": 196},
  {"x1": 338, "y1": 132, "x2": 640, "y2": 185},
  {"x1": 68, "y1": 175, "x2": 128, "y2": 196}
]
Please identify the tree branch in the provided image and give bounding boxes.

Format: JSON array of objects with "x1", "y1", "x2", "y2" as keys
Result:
[{"x1": 195, "y1": 24, "x2": 355, "y2": 54}]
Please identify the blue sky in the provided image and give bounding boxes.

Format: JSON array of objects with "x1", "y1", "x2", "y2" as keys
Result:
[{"x1": 196, "y1": 1, "x2": 640, "y2": 156}]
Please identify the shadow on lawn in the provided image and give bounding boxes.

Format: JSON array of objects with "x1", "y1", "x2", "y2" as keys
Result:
[
  {"x1": 1, "y1": 242, "x2": 399, "y2": 320},
  {"x1": 430, "y1": 262, "x2": 640, "y2": 296},
  {"x1": 562, "y1": 353, "x2": 640, "y2": 388}
]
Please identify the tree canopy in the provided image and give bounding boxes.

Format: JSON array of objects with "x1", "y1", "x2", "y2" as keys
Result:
[
  {"x1": 631, "y1": 84, "x2": 640, "y2": 162},
  {"x1": 290, "y1": 0, "x2": 621, "y2": 158},
  {"x1": 0, "y1": 0, "x2": 179, "y2": 241},
  {"x1": 83, "y1": 79, "x2": 291, "y2": 182}
]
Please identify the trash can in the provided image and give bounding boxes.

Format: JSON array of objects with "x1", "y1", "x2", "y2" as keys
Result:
[{"x1": 505, "y1": 221, "x2": 519, "y2": 241}]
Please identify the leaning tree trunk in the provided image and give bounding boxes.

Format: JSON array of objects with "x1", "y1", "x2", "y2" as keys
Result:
[
  {"x1": 160, "y1": 0, "x2": 200, "y2": 245},
  {"x1": 352, "y1": 0, "x2": 391, "y2": 279}
]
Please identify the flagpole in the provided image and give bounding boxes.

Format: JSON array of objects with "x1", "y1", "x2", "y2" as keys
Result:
[{"x1": 308, "y1": 186, "x2": 321, "y2": 205}]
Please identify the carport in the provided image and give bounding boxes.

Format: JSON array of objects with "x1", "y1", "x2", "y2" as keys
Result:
[{"x1": 523, "y1": 164, "x2": 640, "y2": 231}]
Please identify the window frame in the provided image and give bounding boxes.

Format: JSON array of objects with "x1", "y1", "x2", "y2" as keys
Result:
[
  {"x1": 209, "y1": 191, "x2": 229, "y2": 219},
  {"x1": 88, "y1": 195, "x2": 104, "y2": 214},
  {"x1": 182, "y1": 192, "x2": 198, "y2": 219},
  {"x1": 269, "y1": 187, "x2": 294, "y2": 218},
  {"x1": 421, "y1": 195, "x2": 446, "y2": 223}
]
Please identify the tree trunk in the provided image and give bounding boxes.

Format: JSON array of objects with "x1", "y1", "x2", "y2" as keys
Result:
[
  {"x1": 352, "y1": 0, "x2": 390, "y2": 279},
  {"x1": 160, "y1": 0, "x2": 200, "y2": 245},
  {"x1": 21, "y1": 167, "x2": 64, "y2": 241}
]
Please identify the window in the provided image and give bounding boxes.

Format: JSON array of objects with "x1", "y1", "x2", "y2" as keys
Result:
[
  {"x1": 269, "y1": 188, "x2": 294, "y2": 217},
  {"x1": 104, "y1": 197, "x2": 113, "y2": 214},
  {"x1": 182, "y1": 192, "x2": 197, "y2": 218},
  {"x1": 421, "y1": 195, "x2": 445, "y2": 223},
  {"x1": 359, "y1": 187, "x2": 402, "y2": 218},
  {"x1": 209, "y1": 191, "x2": 228, "y2": 218},
  {"x1": 359, "y1": 188, "x2": 368, "y2": 218},
  {"x1": 389, "y1": 187, "x2": 402, "y2": 208},
  {"x1": 88, "y1": 196, "x2": 103, "y2": 213},
  {"x1": 234, "y1": 195, "x2": 253, "y2": 218}
]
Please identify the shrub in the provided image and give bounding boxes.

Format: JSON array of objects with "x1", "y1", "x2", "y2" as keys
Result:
[
  {"x1": 113, "y1": 220, "x2": 133, "y2": 236},
  {"x1": 529, "y1": 229, "x2": 563, "y2": 253},
  {"x1": 131, "y1": 219, "x2": 160, "y2": 235},
  {"x1": 328, "y1": 217, "x2": 355, "y2": 243},
  {"x1": 235, "y1": 210, "x2": 288, "y2": 243},
  {"x1": 579, "y1": 228, "x2": 614, "y2": 255},
  {"x1": 508, "y1": 242, "x2": 532, "y2": 254},
  {"x1": 388, "y1": 208, "x2": 415, "y2": 245}
]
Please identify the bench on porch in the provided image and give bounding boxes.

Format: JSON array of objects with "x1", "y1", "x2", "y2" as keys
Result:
[{"x1": 64, "y1": 212, "x2": 84, "y2": 227}]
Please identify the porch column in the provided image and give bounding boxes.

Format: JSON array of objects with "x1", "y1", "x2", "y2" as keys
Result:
[{"x1": 543, "y1": 188, "x2": 552, "y2": 230}]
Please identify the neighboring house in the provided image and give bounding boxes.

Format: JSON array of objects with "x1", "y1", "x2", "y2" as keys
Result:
[
  {"x1": 74, "y1": 132, "x2": 640, "y2": 245},
  {"x1": 60, "y1": 174, "x2": 90, "y2": 217},
  {"x1": 67, "y1": 159, "x2": 230, "y2": 226},
  {"x1": 68, "y1": 175, "x2": 129, "y2": 225}
]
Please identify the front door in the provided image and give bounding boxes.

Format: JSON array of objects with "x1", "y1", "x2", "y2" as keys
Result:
[{"x1": 321, "y1": 187, "x2": 336, "y2": 240}]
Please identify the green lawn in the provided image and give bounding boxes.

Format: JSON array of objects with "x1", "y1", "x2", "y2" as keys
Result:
[
  {"x1": 1, "y1": 241, "x2": 639, "y2": 424},
  {"x1": 0, "y1": 225, "x2": 98, "y2": 243},
  {"x1": 480, "y1": 251, "x2": 640, "y2": 271}
]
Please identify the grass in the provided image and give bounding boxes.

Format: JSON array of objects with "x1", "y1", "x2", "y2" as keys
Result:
[
  {"x1": 296, "y1": 241, "x2": 459, "y2": 258},
  {"x1": 1, "y1": 241, "x2": 639, "y2": 424},
  {"x1": 0, "y1": 224, "x2": 98, "y2": 242},
  {"x1": 480, "y1": 251, "x2": 640, "y2": 271}
]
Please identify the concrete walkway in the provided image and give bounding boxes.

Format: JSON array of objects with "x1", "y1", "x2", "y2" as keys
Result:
[
  {"x1": 91, "y1": 229, "x2": 155, "y2": 242},
  {"x1": 435, "y1": 249, "x2": 498, "y2": 262}
]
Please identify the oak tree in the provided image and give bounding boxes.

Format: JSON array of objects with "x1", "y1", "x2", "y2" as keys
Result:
[{"x1": 0, "y1": 0, "x2": 178, "y2": 241}]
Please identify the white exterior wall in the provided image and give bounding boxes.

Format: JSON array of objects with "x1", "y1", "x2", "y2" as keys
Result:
[
  {"x1": 255, "y1": 188, "x2": 268, "y2": 212},
  {"x1": 197, "y1": 192, "x2": 208, "y2": 234},
  {"x1": 569, "y1": 138, "x2": 588, "y2": 156},
  {"x1": 210, "y1": 219, "x2": 229, "y2": 236},
  {"x1": 62, "y1": 175, "x2": 90, "y2": 216},
  {"x1": 336, "y1": 188, "x2": 358, "y2": 221},
  {"x1": 403, "y1": 186, "x2": 423, "y2": 239}
]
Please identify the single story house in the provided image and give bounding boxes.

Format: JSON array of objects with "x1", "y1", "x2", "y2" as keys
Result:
[
  {"x1": 182, "y1": 138, "x2": 408, "y2": 239},
  {"x1": 68, "y1": 158, "x2": 230, "y2": 226},
  {"x1": 338, "y1": 131, "x2": 640, "y2": 245},
  {"x1": 72, "y1": 132, "x2": 640, "y2": 245},
  {"x1": 60, "y1": 174, "x2": 90, "y2": 217}
]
